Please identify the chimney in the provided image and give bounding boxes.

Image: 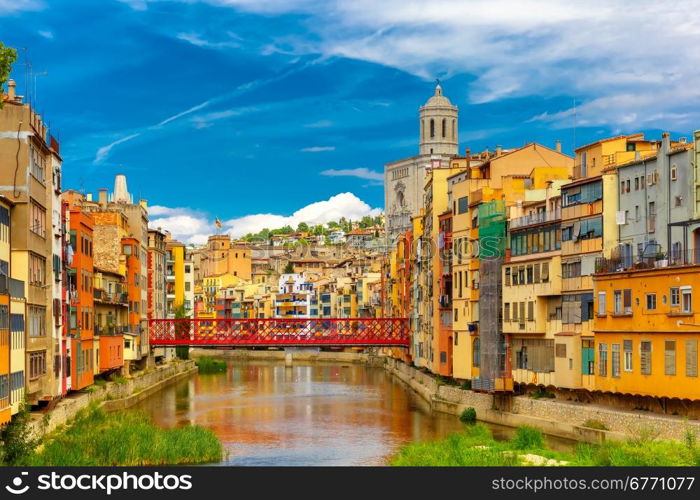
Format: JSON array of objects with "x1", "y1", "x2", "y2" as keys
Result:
[
  {"x1": 555, "y1": 140, "x2": 562, "y2": 153},
  {"x1": 662, "y1": 132, "x2": 671, "y2": 153},
  {"x1": 7, "y1": 79, "x2": 15, "y2": 101},
  {"x1": 98, "y1": 188, "x2": 108, "y2": 206},
  {"x1": 496, "y1": 145, "x2": 502, "y2": 157},
  {"x1": 139, "y1": 198, "x2": 148, "y2": 210}
]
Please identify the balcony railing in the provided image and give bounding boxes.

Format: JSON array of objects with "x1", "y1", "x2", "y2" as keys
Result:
[
  {"x1": 509, "y1": 208, "x2": 561, "y2": 230},
  {"x1": 596, "y1": 248, "x2": 700, "y2": 274},
  {"x1": 94, "y1": 289, "x2": 128, "y2": 304},
  {"x1": 95, "y1": 324, "x2": 127, "y2": 335}
]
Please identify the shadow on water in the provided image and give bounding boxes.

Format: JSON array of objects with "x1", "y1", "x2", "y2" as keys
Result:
[{"x1": 133, "y1": 360, "x2": 576, "y2": 465}]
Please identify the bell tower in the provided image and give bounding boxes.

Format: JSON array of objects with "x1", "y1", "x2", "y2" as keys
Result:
[{"x1": 419, "y1": 82, "x2": 458, "y2": 156}]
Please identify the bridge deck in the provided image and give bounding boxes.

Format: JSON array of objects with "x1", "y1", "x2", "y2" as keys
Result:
[{"x1": 149, "y1": 317, "x2": 410, "y2": 347}]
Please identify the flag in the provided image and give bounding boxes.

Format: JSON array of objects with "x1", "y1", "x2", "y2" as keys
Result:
[{"x1": 215, "y1": 217, "x2": 222, "y2": 229}]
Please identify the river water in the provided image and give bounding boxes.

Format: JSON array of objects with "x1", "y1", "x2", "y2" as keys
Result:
[{"x1": 133, "y1": 360, "x2": 573, "y2": 465}]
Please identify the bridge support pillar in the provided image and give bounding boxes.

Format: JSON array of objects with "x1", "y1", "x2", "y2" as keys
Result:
[{"x1": 285, "y1": 351, "x2": 293, "y2": 367}]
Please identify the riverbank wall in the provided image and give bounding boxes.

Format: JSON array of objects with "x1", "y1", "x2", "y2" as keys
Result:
[
  {"x1": 191, "y1": 348, "x2": 700, "y2": 442},
  {"x1": 29, "y1": 360, "x2": 196, "y2": 439}
]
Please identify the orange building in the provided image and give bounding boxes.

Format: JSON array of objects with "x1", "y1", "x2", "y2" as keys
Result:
[
  {"x1": 594, "y1": 261, "x2": 700, "y2": 403},
  {"x1": 99, "y1": 335, "x2": 123, "y2": 372},
  {"x1": 122, "y1": 237, "x2": 142, "y2": 363},
  {"x1": 68, "y1": 207, "x2": 95, "y2": 390}
]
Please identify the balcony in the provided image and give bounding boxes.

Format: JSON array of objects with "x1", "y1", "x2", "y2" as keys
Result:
[
  {"x1": 509, "y1": 208, "x2": 561, "y2": 230},
  {"x1": 595, "y1": 249, "x2": 700, "y2": 274},
  {"x1": 95, "y1": 324, "x2": 127, "y2": 335},
  {"x1": 93, "y1": 289, "x2": 128, "y2": 305},
  {"x1": 0, "y1": 275, "x2": 25, "y2": 298}
]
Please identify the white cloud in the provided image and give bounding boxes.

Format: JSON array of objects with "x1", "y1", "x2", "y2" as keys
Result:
[
  {"x1": 304, "y1": 119, "x2": 333, "y2": 128},
  {"x1": 38, "y1": 29, "x2": 53, "y2": 39},
  {"x1": 321, "y1": 167, "x2": 383, "y2": 181},
  {"x1": 122, "y1": 0, "x2": 700, "y2": 130},
  {"x1": 301, "y1": 146, "x2": 335, "y2": 152},
  {"x1": 0, "y1": 0, "x2": 42, "y2": 14},
  {"x1": 150, "y1": 192, "x2": 381, "y2": 243},
  {"x1": 94, "y1": 133, "x2": 140, "y2": 164},
  {"x1": 176, "y1": 32, "x2": 241, "y2": 49}
]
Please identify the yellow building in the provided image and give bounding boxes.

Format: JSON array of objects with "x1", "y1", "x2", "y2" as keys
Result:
[
  {"x1": 503, "y1": 177, "x2": 573, "y2": 389},
  {"x1": 447, "y1": 144, "x2": 574, "y2": 387},
  {"x1": 594, "y1": 262, "x2": 700, "y2": 403}
]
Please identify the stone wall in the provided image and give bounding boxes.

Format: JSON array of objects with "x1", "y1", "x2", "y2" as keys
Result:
[
  {"x1": 29, "y1": 360, "x2": 195, "y2": 439},
  {"x1": 384, "y1": 357, "x2": 700, "y2": 442}
]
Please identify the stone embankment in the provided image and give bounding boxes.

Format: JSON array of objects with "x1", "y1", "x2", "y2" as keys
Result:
[
  {"x1": 383, "y1": 357, "x2": 700, "y2": 442},
  {"x1": 29, "y1": 360, "x2": 196, "y2": 439}
]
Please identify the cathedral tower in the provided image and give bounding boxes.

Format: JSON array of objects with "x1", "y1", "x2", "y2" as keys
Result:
[{"x1": 419, "y1": 82, "x2": 458, "y2": 156}]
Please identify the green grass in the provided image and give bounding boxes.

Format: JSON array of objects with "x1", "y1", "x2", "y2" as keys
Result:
[
  {"x1": 196, "y1": 356, "x2": 227, "y2": 374},
  {"x1": 22, "y1": 406, "x2": 223, "y2": 466},
  {"x1": 391, "y1": 423, "x2": 700, "y2": 466}
]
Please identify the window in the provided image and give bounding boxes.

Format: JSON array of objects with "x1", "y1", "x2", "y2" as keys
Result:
[
  {"x1": 686, "y1": 339, "x2": 698, "y2": 377},
  {"x1": 597, "y1": 291, "x2": 606, "y2": 316},
  {"x1": 682, "y1": 287, "x2": 692, "y2": 313},
  {"x1": 582, "y1": 339, "x2": 595, "y2": 375},
  {"x1": 30, "y1": 145, "x2": 46, "y2": 182},
  {"x1": 29, "y1": 253, "x2": 46, "y2": 286},
  {"x1": 30, "y1": 200, "x2": 46, "y2": 238},
  {"x1": 665, "y1": 340, "x2": 676, "y2": 376},
  {"x1": 456, "y1": 196, "x2": 469, "y2": 215},
  {"x1": 611, "y1": 343, "x2": 620, "y2": 378},
  {"x1": 646, "y1": 293, "x2": 656, "y2": 310},
  {"x1": 626, "y1": 179, "x2": 630, "y2": 192},
  {"x1": 29, "y1": 350, "x2": 47, "y2": 380},
  {"x1": 635, "y1": 177, "x2": 639, "y2": 190},
  {"x1": 671, "y1": 164, "x2": 677, "y2": 181},
  {"x1": 527, "y1": 301, "x2": 534, "y2": 321},
  {"x1": 28, "y1": 306, "x2": 46, "y2": 337},
  {"x1": 624, "y1": 340, "x2": 633, "y2": 372},
  {"x1": 670, "y1": 287, "x2": 680, "y2": 307},
  {"x1": 640, "y1": 341, "x2": 652, "y2": 375},
  {"x1": 430, "y1": 119, "x2": 435, "y2": 138},
  {"x1": 504, "y1": 267, "x2": 511, "y2": 286},
  {"x1": 598, "y1": 343, "x2": 608, "y2": 376},
  {"x1": 504, "y1": 303, "x2": 510, "y2": 322},
  {"x1": 472, "y1": 338, "x2": 480, "y2": 367}
]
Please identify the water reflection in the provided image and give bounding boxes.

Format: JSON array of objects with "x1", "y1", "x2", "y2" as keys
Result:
[{"x1": 134, "y1": 361, "x2": 573, "y2": 465}]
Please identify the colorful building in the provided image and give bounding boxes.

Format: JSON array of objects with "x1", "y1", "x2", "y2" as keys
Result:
[
  {"x1": 593, "y1": 262, "x2": 700, "y2": 403},
  {"x1": 67, "y1": 205, "x2": 95, "y2": 390}
]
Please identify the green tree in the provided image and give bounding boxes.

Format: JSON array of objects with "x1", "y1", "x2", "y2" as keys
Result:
[
  {"x1": 0, "y1": 42, "x2": 17, "y2": 109},
  {"x1": 327, "y1": 221, "x2": 340, "y2": 230},
  {"x1": 0, "y1": 402, "x2": 39, "y2": 465},
  {"x1": 283, "y1": 262, "x2": 295, "y2": 274},
  {"x1": 296, "y1": 222, "x2": 309, "y2": 233}
]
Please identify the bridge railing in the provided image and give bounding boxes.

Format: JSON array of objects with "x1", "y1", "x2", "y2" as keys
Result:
[{"x1": 149, "y1": 317, "x2": 410, "y2": 346}]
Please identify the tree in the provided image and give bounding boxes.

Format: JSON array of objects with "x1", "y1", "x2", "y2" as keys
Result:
[
  {"x1": 296, "y1": 222, "x2": 309, "y2": 233},
  {"x1": 0, "y1": 403, "x2": 38, "y2": 465},
  {"x1": 327, "y1": 221, "x2": 340, "y2": 230},
  {"x1": 283, "y1": 262, "x2": 295, "y2": 274},
  {"x1": 0, "y1": 42, "x2": 17, "y2": 109}
]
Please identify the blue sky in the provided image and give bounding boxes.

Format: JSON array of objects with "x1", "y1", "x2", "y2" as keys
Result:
[{"x1": 2, "y1": 0, "x2": 699, "y2": 243}]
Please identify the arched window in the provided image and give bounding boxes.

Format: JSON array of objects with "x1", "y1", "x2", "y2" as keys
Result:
[
  {"x1": 473, "y1": 338, "x2": 480, "y2": 367},
  {"x1": 430, "y1": 119, "x2": 435, "y2": 138},
  {"x1": 452, "y1": 119, "x2": 456, "y2": 140},
  {"x1": 421, "y1": 119, "x2": 425, "y2": 139},
  {"x1": 442, "y1": 118, "x2": 446, "y2": 137}
]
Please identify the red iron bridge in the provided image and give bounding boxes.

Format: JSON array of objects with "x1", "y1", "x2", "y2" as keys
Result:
[{"x1": 149, "y1": 318, "x2": 410, "y2": 347}]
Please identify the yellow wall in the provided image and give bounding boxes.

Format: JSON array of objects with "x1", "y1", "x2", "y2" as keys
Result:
[{"x1": 594, "y1": 265, "x2": 700, "y2": 400}]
